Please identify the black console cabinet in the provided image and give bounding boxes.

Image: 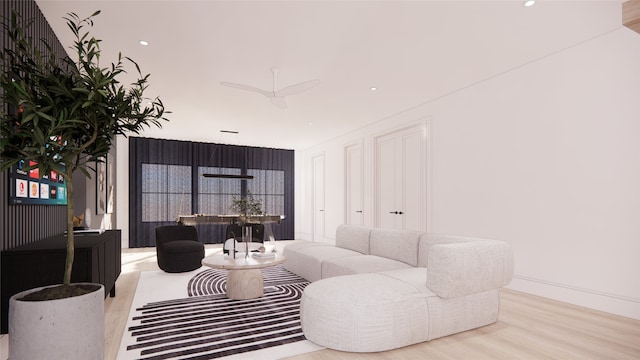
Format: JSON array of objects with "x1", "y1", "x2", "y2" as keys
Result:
[{"x1": 1, "y1": 230, "x2": 121, "y2": 333}]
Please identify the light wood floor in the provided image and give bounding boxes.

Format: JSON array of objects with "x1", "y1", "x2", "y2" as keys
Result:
[{"x1": 103, "y1": 242, "x2": 640, "y2": 360}]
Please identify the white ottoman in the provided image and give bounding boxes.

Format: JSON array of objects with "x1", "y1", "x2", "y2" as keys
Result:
[{"x1": 300, "y1": 273, "x2": 429, "y2": 352}]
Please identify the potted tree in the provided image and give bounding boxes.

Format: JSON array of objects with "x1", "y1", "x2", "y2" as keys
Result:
[
  {"x1": 227, "y1": 191, "x2": 264, "y2": 256},
  {"x1": 230, "y1": 190, "x2": 264, "y2": 220},
  {"x1": 0, "y1": 10, "x2": 167, "y2": 359}
]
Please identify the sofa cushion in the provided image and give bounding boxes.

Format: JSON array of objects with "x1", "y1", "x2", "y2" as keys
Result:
[
  {"x1": 322, "y1": 255, "x2": 412, "y2": 279},
  {"x1": 371, "y1": 268, "x2": 501, "y2": 340},
  {"x1": 369, "y1": 228, "x2": 422, "y2": 266},
  {"x1": 300, "y1": 273, "x2": 429, "y2": 352},
  {"x1": 426, "y1": 289, "x2": 499, "y2": 340},
  {"x1": 335, "y1": 225, "x2": 372, "y2": 254},
  {"x1": 283, "y1": 244, "x2": 362, "y2": 282},
  {"x1": 282, "y1": 240, "x2": 330, "y2": 254},
  {"x1": 426, "y1": 240, "x2": 514, "y2": 299},
  {"x1": 283, "y1": 241, "x2": 330, "y2": 282},
  {"x1": 377, "y1": 267, "x2": 432, "y2": 295}
]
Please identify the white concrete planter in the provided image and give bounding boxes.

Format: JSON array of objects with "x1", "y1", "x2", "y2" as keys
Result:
[{"x1": 9, "y1": 283, "x2": 105, "y2": 360}]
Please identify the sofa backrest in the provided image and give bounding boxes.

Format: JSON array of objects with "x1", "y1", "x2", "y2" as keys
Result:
[
  {"x1": 370, "y1": 228, "x2": 422, "y2": 266},
  {"x1": 336, "y1": 225, "x2": 372, "y2": 254}
]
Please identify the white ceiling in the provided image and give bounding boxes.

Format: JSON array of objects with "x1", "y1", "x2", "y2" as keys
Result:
[{"x1": 35, "y1": 0, "x2": 623, "y2": 150}]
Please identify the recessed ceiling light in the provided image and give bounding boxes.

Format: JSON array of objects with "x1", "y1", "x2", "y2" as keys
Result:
[
  {"x1": 370, "y1": 87, "x2": 377, "y2": 91},
  {"x1": 524, "y1": 0, "x2": 535, "y2": 7},
  {"x1": 139, "y1": 40, "x2": 149, "y2": 46},
  {"x1": 307, "y1": 122, "x2": 313, "y2": 125}
]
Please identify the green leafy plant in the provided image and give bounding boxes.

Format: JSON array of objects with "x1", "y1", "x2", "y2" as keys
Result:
[
  {"x1": 0, "y1": 10, "x2": 167, "y2": 293},
  {"x1": 230, "y1": 191, "x2": 263, "y2": 217}
]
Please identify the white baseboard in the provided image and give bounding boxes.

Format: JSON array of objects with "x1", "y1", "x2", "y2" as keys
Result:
[{"x1": 508, "y1": 275, "x2": 640, "y2": 321}]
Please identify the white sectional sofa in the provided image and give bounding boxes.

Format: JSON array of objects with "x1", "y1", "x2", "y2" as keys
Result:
[{"x1": 283, "y1": 225, "x2": 514, "y2": 353}]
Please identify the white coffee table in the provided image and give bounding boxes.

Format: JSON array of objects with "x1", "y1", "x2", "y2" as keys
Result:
[{"x1": 202, "y1": 253, "x2": 286, "y2": 300}]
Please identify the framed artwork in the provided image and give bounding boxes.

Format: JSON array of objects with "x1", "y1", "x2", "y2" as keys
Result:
[{"x1": 96, "y1": 156, "x2": 107, "y2": 215}]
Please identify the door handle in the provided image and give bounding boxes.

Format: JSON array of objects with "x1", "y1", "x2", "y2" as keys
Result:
[
  {"x1": 319, "y1": 209, "x2": 324, "y2": 212},
  {"x1": 389, "y1": 211, "x2": 398, "y2": 214},
  {"x1": 356, "y1": 210, "x2": 363, "y2": 213}
]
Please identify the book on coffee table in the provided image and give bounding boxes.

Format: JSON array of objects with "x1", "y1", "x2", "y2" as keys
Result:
[{"x1": 252, "y1": 252, "x2": 276, "y2": 259}]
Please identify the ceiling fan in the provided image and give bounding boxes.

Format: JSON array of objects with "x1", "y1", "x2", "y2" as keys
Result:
[{"x1": 220, "y1": 68, "x2": 320, "y2": 109}]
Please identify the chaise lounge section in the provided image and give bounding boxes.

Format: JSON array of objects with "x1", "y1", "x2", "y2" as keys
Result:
[{"x1": 283, "y1": 225, "x2": 514, "y2": 352}]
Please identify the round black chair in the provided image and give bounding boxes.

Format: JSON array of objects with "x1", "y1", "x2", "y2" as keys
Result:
[{"x1": 155, "y1": 225, "x2": 205, "y2": 273}]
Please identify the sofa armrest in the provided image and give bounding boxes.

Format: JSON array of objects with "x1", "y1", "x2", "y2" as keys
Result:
[{"x1": 426, "y1": 240, "x2": 513, "y2": 299}]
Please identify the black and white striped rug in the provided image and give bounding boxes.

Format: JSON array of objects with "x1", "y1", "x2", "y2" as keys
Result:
[{"x1": 118, "y1": 265, "x2": 323, "y2": 360}]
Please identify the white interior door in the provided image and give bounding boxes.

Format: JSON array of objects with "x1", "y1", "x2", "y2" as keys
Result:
[
  {"x1": 312, "y1": 154, "x2": 325, "y2": 242},
  {"x1": 374, "y1": 123, "x2": 427, "y2": 231},
  {"x1": 400, "y1": 129, "x2": 425, "y2": 231},
  {"x1": 375, "y1": 136, "x2": 398, "y2": 229},
  {"x1": 345, "y1": 142, "x2": 364, "y2": 225}
]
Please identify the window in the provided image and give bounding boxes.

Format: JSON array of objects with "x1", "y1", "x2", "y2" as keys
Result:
[
  {"x1": 141, "y1": 164, "x2": 191, "y2": 222},
  {"x1": 247, "y1": 169, "x2": 285, "y2": 215},
  {"x1": 197, "y1": 166, "x2": 241, "y2": 214}
]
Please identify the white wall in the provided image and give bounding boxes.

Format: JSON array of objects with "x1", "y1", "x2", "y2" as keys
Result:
[
  {"x1": 295, "y1": 28, "x2": 640, "y2": 320},
  {"x1": 115, "y1": 136, "x2": 129, "y2": 249},
  {"x1": 72, "y1": 145, "x2": 117, "y2": 231}
]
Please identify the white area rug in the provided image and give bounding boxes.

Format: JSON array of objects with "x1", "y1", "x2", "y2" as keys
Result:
[{"x1": 117, "y1": 266, "x2": 323, "y2": 360}]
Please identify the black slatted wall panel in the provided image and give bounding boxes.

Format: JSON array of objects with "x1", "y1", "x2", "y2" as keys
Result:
[{"x1": 1, "y1": 0, "x2": 68, "y2": 251}]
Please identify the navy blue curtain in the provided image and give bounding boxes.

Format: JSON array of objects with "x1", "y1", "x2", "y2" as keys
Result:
[{"x1": 129, "y1": 137, "x2": 294, "y2": 248}]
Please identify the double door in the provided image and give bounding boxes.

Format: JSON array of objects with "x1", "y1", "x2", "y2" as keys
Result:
[{"x1": 374, "y1": 123, "x2": 427, "y2": 231}]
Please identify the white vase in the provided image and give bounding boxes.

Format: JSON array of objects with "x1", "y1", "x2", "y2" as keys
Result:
[{"x1": 9, "y1": 283, "x2": 105, "y2": 360}]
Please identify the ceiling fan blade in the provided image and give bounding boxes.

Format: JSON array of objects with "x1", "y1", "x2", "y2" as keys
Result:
[
  {"x1": 275, "y1": 79, "x2": 321, "y2": 97},
  {"x1": 220, "y1": 82, "x2": 271, "y2": 97},
  {"x1": 270, "y1": 97, "x2": 287, "y2": 109}
]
